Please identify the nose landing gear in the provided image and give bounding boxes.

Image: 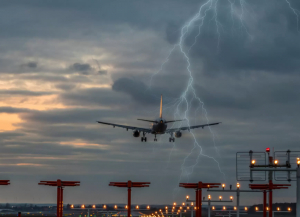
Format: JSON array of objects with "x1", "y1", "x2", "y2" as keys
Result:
[{"x1": 154, "y1": 134, "x2": 157, "y2": 141}]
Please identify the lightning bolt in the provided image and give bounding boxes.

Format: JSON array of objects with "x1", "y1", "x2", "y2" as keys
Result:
[{"x1": 147, "y1": 0, "x2": 300, "y2": 191}]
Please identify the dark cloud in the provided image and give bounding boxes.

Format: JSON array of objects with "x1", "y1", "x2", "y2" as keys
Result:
[
  {"x1": 98, "y1": 70, "x2": 107, "y2": 75},
  {"x1": 59, "y1": 87, "x2": 130, "y2": 107},
  {"x1": 0, "y1": 0, "x2": 299, "y2": 205},
  {"x1": 70, "y1": 63, "x2": 92, "y2": 72},
  {"x1": 21, "y1": 61, "x2": 37, "y2": 69},
  {"x1": 55, "y1": 83, "x2": 77, "y2": 91},
  {"x1": 0, "y1": 107, "x2": 31, "y2": 114},
  {"x1": 0, "y1": 90, "x2": 54, "y2": 96}
]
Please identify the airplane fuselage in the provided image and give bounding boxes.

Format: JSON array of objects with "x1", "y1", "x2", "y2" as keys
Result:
[{"x1": 151, "y1": 118, "x2": 167, "y2": 134}]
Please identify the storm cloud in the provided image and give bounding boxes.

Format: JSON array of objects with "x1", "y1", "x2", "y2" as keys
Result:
[{"x1": 0, "y1": 0, "x2": 299, "y2": 206}]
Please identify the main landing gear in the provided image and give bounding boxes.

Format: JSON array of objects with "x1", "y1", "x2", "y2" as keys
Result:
[
  {"x1": 154, "y1": 134, "x2": 157, "y2": 142},
  {"x1": 141, "y1": 132, "x2": 147, "y2": 142},
  {"x1": 169, "y1": 133, "x2": 175, "y2": 142},
  {"x1": 169, "y1": 137, "x2": 175, "y2": 142}
]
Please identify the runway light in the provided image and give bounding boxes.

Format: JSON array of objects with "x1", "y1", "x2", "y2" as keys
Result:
[
  {"x1": 237, "y1": 183, "x2": 240, "y2": 189},
  {"x1": 194, "y1": 207, "x2": 197, "y2": 210},
  {"x1": 103, "y1": 205, "x2": 107, "y2": 209},
  {"x1": 277, "y1": 207, "x2": 280, "y2": 211},
  {"x1": 173, "y1": 202, "x2": 176, "y2": 206},
  {"x1": 212, "y1": 206, "x2": 215, "y2": 210},
  {"x1": 208, "y1": 195, "x2": 211, "y2": 200},
  {"x1": 182, "y1": 203, "x2": 185, "y2": 206},
  {"x1": 71, "y1": 205, "x2": 74, "y2": 209},
  {"x1": 186, "y1": 195, "x2": 189, "y2": 199},
  {"x1": 230, "y1": 196, "x2": 233, "y2": 200},
  {"x1": 266, "y1": 148, "x2": 270, "y2": 153},
  {"x1": 155, "y1": 212, "x2": 157, "y2": 214},
  {"x1": 297, "y1": 158, "x2": 300, "y2": 166},
  {"x1": 172, "y1": 207, "x2": 175, "y2": 210},
  {"x1": 187, "y1": 207, "x2": 190, "y2": 210},
  {"x1": 234, "y1": 207, "x2": 237, "y2": 210},
  {"x1": 191, "y1": 202, "x2": 194, "y2": 206},
  {"x1": 180, "y1": 207, "x2": 182, "y2": 210},
  {"x1": 165, "y1": 206, "x2": 168, "y2": 209},
  {"x1": 245, "y1": 207, "x2": 248, "y2": 211},
  {"x1": 81, "y1": 205, "x2": 85, "y2": 209},
  {"x1": 147, "y1": 206, "x2": 150, "y2": 210},
  {"x1": 222, "y1": 184, "x2": 225, "y2": 189},
  {"x1": 288, "y1": 207, "x2": 291, "y2": 211},
  {"x1": 266, "y1": 207, "x2": 269, "y2": 211},
  {"x1": 223, "y1": 206, "x2": 226, "y2": 210},
  {"x1": 114, "y1": 205, "x2": 117, "y2": 209},
  {"x1": 251, "y1": 160, "x2": 256, "y2": 165},
  {"x1": 274, "y1": 160, "x2": 278, "y2": 165},
  {"x1": 184, "y1": 210, "x2": 186, "y2": 213},
  {"x1": 92, "y1": 205, "x2": 96, "y2": 209},
  {"x1": 219, "y1": 196, "x2": 222, "y2": 200},
  {"x1": 136, "y1": 205, "x2": 139, "y2": 209},
  {"x1": 255, "y1": 207, "x2": 259, "y2": 211}
]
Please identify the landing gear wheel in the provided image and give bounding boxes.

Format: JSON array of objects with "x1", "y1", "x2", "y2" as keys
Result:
[
  {"x1": 172, "y1": 138, "x2": 175, "y2": 142},
  {"x1": 154, "y1": 138, "x2": 157, "y2": 141},
  {"x1": 145, "y1": 137, "x2": 147, "y2": 142},
  {"x1": 169, "y1": 138, "x2": 171, "y2": 142},
  {"x1": 141, "y1": 137, "x2": 144, "y2": 142}
]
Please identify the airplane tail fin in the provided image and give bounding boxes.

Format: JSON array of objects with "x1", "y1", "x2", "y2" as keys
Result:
[{"x1": 160, "y1": 95, "x2": 163, "y2": 118}]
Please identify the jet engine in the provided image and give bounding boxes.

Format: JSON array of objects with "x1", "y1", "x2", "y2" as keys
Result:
[
  {"x1": 175, "y1": 131, "x2": 182, "y2": 138},
  {"x1": 133, "y1": 130, "x2": 140, "y2": 137}
]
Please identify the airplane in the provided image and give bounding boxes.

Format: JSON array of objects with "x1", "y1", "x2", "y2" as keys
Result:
[{"x1": 97, "y1": 95, "x2": 221, "y2": 142}]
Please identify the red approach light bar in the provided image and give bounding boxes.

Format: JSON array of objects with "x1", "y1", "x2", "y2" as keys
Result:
[
  {"x1": 0, "y1": 180, "x2": 10, "y2": 185},
  {"x1": 39, "y1": 179, "x2": 80, "y2": 217},
  {"x1": 179, "y1": 182, "x2": 221, "y2": 217},
  {"x1": 109, "y1": 180, "x2": 150, "y2": 217},
  {"x1": 249, "y1": 182, "x2": 290, "y2": 217}
]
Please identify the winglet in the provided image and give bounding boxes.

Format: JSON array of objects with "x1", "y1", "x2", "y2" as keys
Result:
[{"x1": 159, "y1": 95, "x2": 163, "y2": 118}]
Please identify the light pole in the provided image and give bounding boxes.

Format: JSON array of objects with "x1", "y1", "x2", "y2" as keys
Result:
[
  {"x1": 207, "y1": 183, "x2": 261, "y2": 217},
  {"x1": 186, "y1": 195, "x2": 233, "y2": 217},
  {"x1": 249, "y1": 149, "x2": 299, "y2": 217}
]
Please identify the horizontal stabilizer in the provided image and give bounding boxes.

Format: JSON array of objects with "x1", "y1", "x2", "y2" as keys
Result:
[
  {"x1": 165, "y1": 120, "x2": 184, "y2": 123},
  {"x1": 137, "y1": 119, "x2": 157, "y2": 123}
]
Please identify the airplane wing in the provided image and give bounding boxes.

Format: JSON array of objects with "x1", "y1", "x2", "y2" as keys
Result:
[
  {"x1": 165, "y1": 122, "x2": 221, "y2": 133},
  {"x1": 97, "y1": 121, "x2": 152, "y2": 133}
]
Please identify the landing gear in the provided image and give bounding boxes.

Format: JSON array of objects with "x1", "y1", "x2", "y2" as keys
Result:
[
  {"x1": 154, "y1": 134, "x2": 157, "y2": 141},
  {"x1": 169, "y1": 133, "x2": 175, "y2": 142},
  {"x1": 141, "y1": 132, "x2": 147, "y2": 142}
]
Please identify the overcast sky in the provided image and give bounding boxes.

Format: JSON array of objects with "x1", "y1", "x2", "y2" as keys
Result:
[{"x1": 0, "y1": 0, "x2": 300, "y2": 206}]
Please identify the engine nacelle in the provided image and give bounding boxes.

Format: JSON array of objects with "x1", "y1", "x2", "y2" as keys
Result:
[
  {"x1": 133, "y1": 130, "x2": 140, "y2": 137},
  {"x1": 175, "y1": 131, "x2": 182, "y2": 138}
]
